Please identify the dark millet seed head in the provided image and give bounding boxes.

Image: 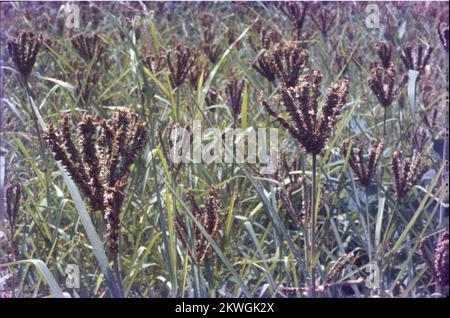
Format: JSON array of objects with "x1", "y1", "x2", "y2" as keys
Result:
[
  {"x1": 420, "y1": 231, "x2": 449, "y2": 289},
  {"x1": 227, "y1": 28, "x2": 235, "y2": 46},
  {"x1": 419, "y1": 236, "x2": 438, "y2": 279},
  {"x1": 311, "y1": 6, "x2": 336, "y2": 37},
  {"x1": 202, "y1": 26, "x2": 222, "y2": 63},
  {"x1": 400, "y1": 42, "x2": 433, "y2": 72},
  {"x1": 372, "y1": 42, "x2": 393, "y2": 69},
  {"x1": 179, "y1": 189, "x2": 222, "y2": 265},
  {"x1": 197, "y1": 11, "x2": 214, "y2": 28},
  {"x1": 70, "y1": 33, "x2": 107, "y2": 63},
  {"x1": 268, "y1": 41, "x2": 309, "y2": 87},
  {"x1": 281, "y1": 176, "x2": 313, "y2": 229},
  {"x1": 202, "y1": 25, "x2": 214, "y2": 44},
  {"x1": 368, "y1": 65, "x2": 407, "y2": 108},
  {"x1": 167, "y1": 44, "x2": 198, "y2": 88},
  {"x1": 423, "y1": 107, "x2": 438, "y2": 129},
  {"x1": 203, "y1": 42, "x2": 222, "y2": 64},
  {"x1": 249, "y1": 25, "x2": 281, "y2": 52},
  {"x1": 103, "y1": 178, "x2": 127, "y2": 258},
  {"x1": 225, "y1": 79, "x2": 245, "y2": 122},
  {"x1": 280, "y1": 2, "x2": 308, "y2": 38},
  {"x1": 7, "y1": 30, "x2": 44, "y2": 80},
  {"x1": 70, "y1": 59, "x2": 99, "y2": 108},
  {"x1": 414, "y1": 128, "x2": 428, "y2": 152},
  {"x1": 227, "y1": 28, "x2": 242, "y2": 50},
  {"x1": 435, "y1": 231, "x2": 449, "y2": 288},
  {"x1": 5, "y1": 183, "x2": 21, "y2": 230},
  {"x1": 342, "y1": 138, "x2": 384, "y2": 187},
  {"x1": 391, "y1": 150, "x2": 425, "y2": 199},
  {"x1": 189, "y1": 60, "x2": 210, "y2": 89},
  {"x1": 205, "y1": 87, "x2": 223, "y2": 107},
  {"x1": 158, "y1": 121, "x2": 192, "y2": 178},
  {"x1": 324, "y1": 252, "x2": 356, "y2": 285},
  {"x1": 253, "y1": 51, "x2": 276, "y2": 82},
  {"x1": 259, "y1": 70, "x2": 348, "y2": 155},
  {"x1": 43, "y1": 109, "x2": 148, "y2": 258},
  {"x1": 273, "y1": 149, "x2": 299, "y2": 184},
  {"x1": 297, "y1": 177, "x2": 315, "y2": 229},
  {"x1": 142, "y1": 50, "x2": 166, "y2": 74},
  {"x1": 437, "y1": 22, "x2": 449, "y2": 52}
]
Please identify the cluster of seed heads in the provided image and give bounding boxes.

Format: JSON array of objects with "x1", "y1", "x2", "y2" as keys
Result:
[
  {"x1": 175, "y1": 189, "x2": 222, "y2": 265},
  {"x1": 225, "y1": 79, "x2": 245, "y2": 122},
  {"x1": 400, "y1": 42, "x2": 433, "y2": 72},
  {"x1": 372, "y1": 42, "x2": 393, "y2": 69},
  {"x1": 196, "y1": 11, "x2": 214, "y2": 28},
  {"x1": 274, "y1": 152, "x2": 314, "y2": 230},
  {"x1": 260, "y1": 70, "x2": 349, "y2": 155},
  {"x1": 142, "y1": 49, "x2": 166, "y2": 74},
  {"x1": 342, "y1": 139, "x2": 384, "y2": 187},
  {"x1": 202, "y1": 25, "x2": 222, "y2": 64},
  {"x1": 253, "y1": 50, "x2": 276, "y2": 82},
  {"x1": 323, "y1": 252, "x2": 356, "y2": 286},
  {"x1": 158, "y1": 122, "x2": 192, "y2": 179},
  {"x1": 205, "y1": 88, "x2": 223, "y2": 108},
  {"x1": 70, "y1": 33, "x2": 107, "y2": 64},
  {"x1": 423, "y1": 107, "x2": 438, "y2": 130},
  {"x1": 280, "y1": 2, "x2": 308, "y2": 39},
  {"x1": 227, "y1": 28, "x2": 242, "y2": 50},
  {"x1": 267, "y1": 41, "x2": 309, "y2": 87},
  {"x1": 332, "y1": 40, "x2": 363, "y2": 75},
  {"x1": 43, "y1": 109, "x2": 148, "y2": 258},
  {"x1": 437, "y1": 22, "x2": 449, "y2": 52},
  {"x1": 342, "y1": 43, "x2": 364, "y2": 74},
  {"x1": 419, "y1": 231, "x2": 449, "y2": 289},
  {"x1": 414, "y1": 128, "x2": 429, "y2": 152},
  {"x1": 273, "y1": 150, "x2": 301, "y2": 186},
  {"x1": 391, "y1": 150, "x2": 425, "y2": 199},
  {"x1": 69, "y1": 59, "x2": 99, "y2": 108},
  {"x1": 281, "y1": 176, "x2": 313, "y2": 229},
  {"x1": 249, "y1": 21, "x2": 281, "y2": 82},
  {"x1": 189, "y1": 60, "x2": 210, "y2": 89},
  {"x1": 167, "y1": 44, "x2": 198, "y2": 88},
  {"x1": 5, "y1": 183, "x2": 21, "y2": 232},
  {"x1": 311, "y1": 6, "x2": 336, "y2": 37},
  {"x1": 282, "y1": 252, "x2": 357, "y2": 295},
  {"x1": 249, "y1": 23, "x2": 281, "y2": 52},
  {"x1": 7, "y1": 30, "x2": 44, "y2": 80},
  {"x1": 368, "y1": 65, "x2": 408, "y2": 108}
]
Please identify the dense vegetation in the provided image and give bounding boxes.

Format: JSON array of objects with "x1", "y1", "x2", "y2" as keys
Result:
[{"x1": 0, "y1": 1, "x2": 448, "y2": 298}]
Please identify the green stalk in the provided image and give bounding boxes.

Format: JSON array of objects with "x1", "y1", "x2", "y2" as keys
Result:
[
  {"x1": 437, "y1": 106, "x2": 449, "y2": 296},
  {"x1": 113, "y1": 255, "x2": 124, "y2": 297},
  {"x1": 176, "y1": 88, "x2": 180, "y2": 122},
  {"x1": 365, "y1": 188, "x2": 373, "y2": 264},
  {"x1": 310, "y1": 154, "x2": 317, "y2": 297},
  {"x1": 374, "y1": 105, "x2": 388, "y2": 295},
  {"x1": 170, "y1": 178, "x2": 178, "y2": 294},
  {"x1": 439, "y1": 108, "x2": 449, "y2": 226},
  {"x1": 382, "y1": 107, "x2": 387, "y2": 139},
  {"x1": 25, "y1": 81, "x2": 50, "y2": 209}
]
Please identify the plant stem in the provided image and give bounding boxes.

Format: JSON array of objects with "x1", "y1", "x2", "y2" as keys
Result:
[
  {"x1": 436, "y1": 107, "x2": 448, "y2": 296},
  {"x1": 170, "y1": 178, "x2": 178, "y2": 295},
  {"x1": 439, "y1": 111, "x2": 449, "y2": 226},
  {"x1": 25, "y1": 81, "x2": 51, "y2": 211},
  {"x1": 176, "y1": 88, "x2": 180, "y2": 122},
  {"x1": 310, "y1": 154, "x2": 317, "y2": 297},
  {"x1": 113, "y1": 255, "x2": 124, "y2": 297},
  {"x1": 365, "y1": 188, "x2": 373, "y2": 264},
  {"x1": 382, "y1": 107, "x2": 387, "y2": 139},
  {"x1": 375, "y1": 106, "x2": 388, "y2": 289}
]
